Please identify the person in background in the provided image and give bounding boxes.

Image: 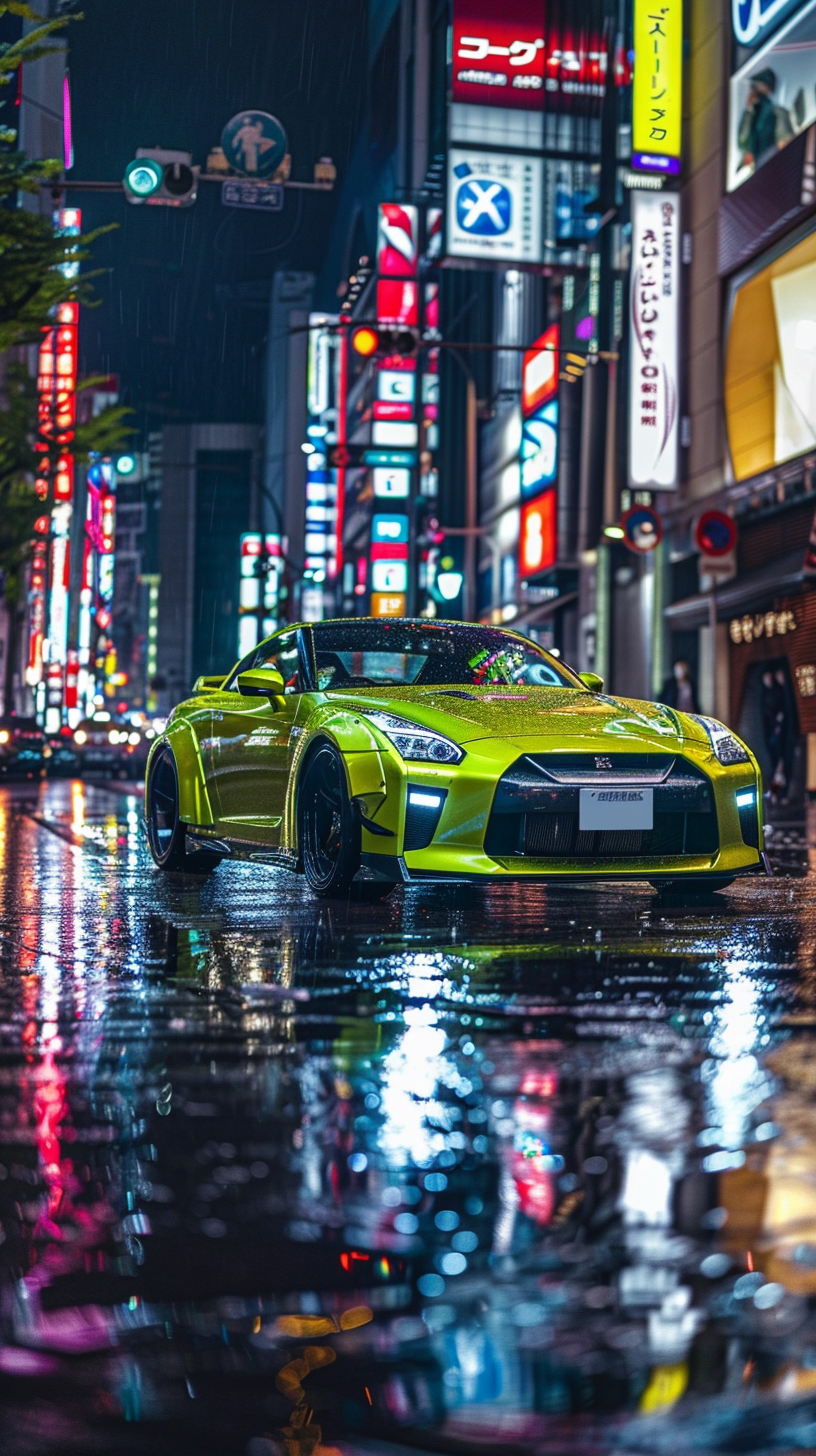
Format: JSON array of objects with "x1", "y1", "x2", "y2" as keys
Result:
[
  {"x1": 775, "y1": 665, "x2": 797, "y2": 803},
  {"x1": 660, "y1": 660, "x2": 699, "y2": 715},
  {"x1": 738, "y1": 68, "x2": 793, "y2": 173},
  {"x1": 761, "y1": 667, "x2": 785, "y2": 798}
]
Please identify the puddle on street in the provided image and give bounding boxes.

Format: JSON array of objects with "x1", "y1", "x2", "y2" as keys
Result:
[{"x1": 0, "y1": 783, "x2": 815, "y2": 1454}]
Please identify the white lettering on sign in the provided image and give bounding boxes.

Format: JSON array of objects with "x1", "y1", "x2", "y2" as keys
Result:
[
  {"x1": 628, "y1": 191, "x2": 680, "y2": 491},
  {"x1": 457, "y1": 35, "x2": 544, "y2": 68},
  {"x1": 729, "y1": 609, "x2": 797, "y2": 643},
  {"x1": 732, "y1": 0, "x2": 795, "y2": 47}
]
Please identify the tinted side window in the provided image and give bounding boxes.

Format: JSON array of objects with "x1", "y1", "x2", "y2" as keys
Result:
[{"x1": 253, "y1": 633, "x2": 301, "y2": 693}]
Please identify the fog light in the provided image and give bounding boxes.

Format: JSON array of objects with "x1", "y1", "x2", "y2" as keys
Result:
[
  {"x1": 408, "y1": 790, "x2": 443, "y2": 809},
  {"x1": 736, "y1": 790, "x2": 755, "y2": 808}
]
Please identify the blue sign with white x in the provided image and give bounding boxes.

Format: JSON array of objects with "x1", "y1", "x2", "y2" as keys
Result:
[{"x1": 453, "y1": 164, "x2": 512, "y2": 237}]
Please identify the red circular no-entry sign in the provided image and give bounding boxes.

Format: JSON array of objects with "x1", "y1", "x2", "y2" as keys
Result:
[{"x1": 695, "y1": 510, "x2": 737, "y2": 558}]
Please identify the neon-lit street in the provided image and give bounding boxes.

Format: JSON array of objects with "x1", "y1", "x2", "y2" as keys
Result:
[
  {"x1": 0, "y1": 780, "x2": 814, "y2": 1454},
  {"x1": 4, "y1": 0, "x2": 816, "y2": 1450}
]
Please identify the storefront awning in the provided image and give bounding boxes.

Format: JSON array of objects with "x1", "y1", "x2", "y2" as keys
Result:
[{"x1": 665, "y1": 547, "x2": 808, "y2": 629}]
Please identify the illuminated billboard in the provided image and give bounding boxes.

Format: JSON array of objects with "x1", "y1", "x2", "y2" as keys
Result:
[
  {"x1": 377, "y1": 203, "x2": 419, "y2": 276},
  {"x1": 732, "y1": 0, "x2": 804, "y2": 48},
  {"x1": 447, "y1": 147, "x2": 543, "y2": 264},
  {"x1": 451, "y1": 0, "x2": 610, "y2": 112},
  {"x1": 628, "y1": 191, "x2": 680, "y2": 491},
  {"x1": 725, "y1": 227, "x2": 816, "y2": 481},
  {"x1": 522, "y1": 324, "x2": 559, "y2": 416},
  {"x1": 520, "y1": 490, "x2": 557, "y2": 577},
  {"x1": 728, "y1": 0, "x2": 816, "y2": 192},
  {"x1": 521, "y1": 401, "x2": 559, "y2": 497},
  {"x1": 452, "y1": 0, "x2": 545, "y2": 110},
  {"x1": 632, "y1": 0, "x2": 683, "y2": 175},
  {"x1": 376, "y1": 278, "x2": 419, "y2": 326}
]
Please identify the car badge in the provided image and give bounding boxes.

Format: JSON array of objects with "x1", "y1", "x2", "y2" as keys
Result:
[{"x1": 595, "y1": 756, "x2": 613, "y2": 770}]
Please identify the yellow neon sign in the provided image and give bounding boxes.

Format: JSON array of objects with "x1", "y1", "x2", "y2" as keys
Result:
[{"x1": 632, "y1": 1, "x2": 683, "y2": 176}]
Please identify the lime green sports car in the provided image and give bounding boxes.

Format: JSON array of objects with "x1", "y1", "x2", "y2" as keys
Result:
[{"x1": 144, "y1": 618, "x2": 768, "y2": 897}]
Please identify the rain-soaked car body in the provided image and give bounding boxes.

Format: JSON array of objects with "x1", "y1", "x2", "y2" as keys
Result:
[{"x1": 144, "y1": 618, "x2": 768, "y2": 896}]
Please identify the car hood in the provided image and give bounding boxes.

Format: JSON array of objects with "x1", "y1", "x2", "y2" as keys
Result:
[{"x1": 323, "y1": 686, "x2": 701, "y2": 750}]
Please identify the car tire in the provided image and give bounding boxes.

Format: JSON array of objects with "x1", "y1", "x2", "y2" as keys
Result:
[
  {"x1": 146, "y1": 745, "x2": 222, "y2": 875},
  {"x1": 299, "y1": 741, "x2": 369, "y2": 898},
  {"x1": 650, "y1": 876, "x2": 735, "y2": 897}
]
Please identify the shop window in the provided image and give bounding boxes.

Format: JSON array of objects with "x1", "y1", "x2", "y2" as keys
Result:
[{"x1": 725, "y1": 227, "x2": 816, "y2": 482}]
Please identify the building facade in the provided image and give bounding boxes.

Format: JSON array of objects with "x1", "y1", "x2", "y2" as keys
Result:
[
  {"x1": 664, "y1": 0, "x2": 816, "y2": 803},
  {"x1": 284, "y1": 0, "x2": 816, "y2": 813},
  {"x1": 153, "y1": 424, "x2": 261, "y2": 710}
]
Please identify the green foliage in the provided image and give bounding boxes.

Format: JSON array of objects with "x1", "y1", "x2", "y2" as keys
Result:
[
  {"x1": 0, "y1": 6, "x2": 129, "y2": 603},
  {"x1": 0, "y1": 365, "x2": 132, "y2": 601}
]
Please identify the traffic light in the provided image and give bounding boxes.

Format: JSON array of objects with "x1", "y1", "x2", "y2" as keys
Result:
[
  {"x1": 124, "y1": 148, "x2": 199, "y2": 207},
  {"x1": 351, "y1": 325, "x2": 419, "y2": 359}
]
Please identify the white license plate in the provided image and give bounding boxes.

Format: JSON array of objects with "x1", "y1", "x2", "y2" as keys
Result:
[{"x1": 579, "y1": 787, "x2": 654, "y2": 832}]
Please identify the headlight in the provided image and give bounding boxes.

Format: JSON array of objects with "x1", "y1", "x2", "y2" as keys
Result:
[
  {"x1": 690, "y1": 715, "x2": 750, "y2": 766},
  {"x1": 128, "y1": 732, "x2": 141, "y2": 746},
  {"x1": 359, "y1": 710, "x2": 464, "y2": 764},
  {"x1": 0, "y1": 730, "x2": 9, "y2": 745},
  {"x1": 74, "y1": 730, "x2": 87, "y2": 745},
  {"x1": 108, "y1": 730, "x2": 121, "y2": 745}
]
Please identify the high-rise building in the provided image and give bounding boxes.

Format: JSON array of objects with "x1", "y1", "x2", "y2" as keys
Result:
[{"x1": 153, "y1": 425, "x2": 261, "y2": 710}]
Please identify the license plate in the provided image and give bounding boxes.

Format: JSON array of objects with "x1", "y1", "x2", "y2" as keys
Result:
[{"x1": 579, "y1": 787, "x2": 654, "y2": 832}]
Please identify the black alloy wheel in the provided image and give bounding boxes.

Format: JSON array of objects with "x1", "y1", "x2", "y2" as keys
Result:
[
  {"x1": 146, "y1": 746, "x2": 222, "y2": 875},
  {"x1": 299, "y1": 742, "x2": 360, "y2": 896},
  {"x1": 299, "y1": 742, "x2": 395, "y2": 900}
]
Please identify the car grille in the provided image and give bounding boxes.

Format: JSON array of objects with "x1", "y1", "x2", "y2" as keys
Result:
[{"x1": 485, "y1": 754, "x2": 718, "y2": 861}]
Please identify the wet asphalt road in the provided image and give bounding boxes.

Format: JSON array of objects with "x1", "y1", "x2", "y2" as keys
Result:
[{"x1": 1, "y1": 779, "x2": 816, "y2": 1456}]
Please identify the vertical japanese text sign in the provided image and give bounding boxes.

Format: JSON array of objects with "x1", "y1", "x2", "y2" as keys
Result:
[
  {"x1": 629, "y1": 191, "x2": 680, "y2": 490},
  {"x1": 632, "y1": 0, "x2": 683, "y2": 174}
]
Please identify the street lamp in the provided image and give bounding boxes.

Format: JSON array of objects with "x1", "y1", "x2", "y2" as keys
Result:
[{"x1": 436, "y1": 570, "x2": 464, "y2": 602}]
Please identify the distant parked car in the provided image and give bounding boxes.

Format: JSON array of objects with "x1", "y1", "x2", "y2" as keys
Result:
[
  {"x1": 46, "y1": 725, "x2": 81, "y2": 778},
  {"x1": 71, "y1": 714, "x2": 150, "y2": 778},
  {"x1": 0, "y1": 715, "x2": 46, "y2": 778}
]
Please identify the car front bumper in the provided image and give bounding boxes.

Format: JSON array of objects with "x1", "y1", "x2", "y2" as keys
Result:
[{"x1": 350, "y1": 734, "x2": 766, "y2": 884}]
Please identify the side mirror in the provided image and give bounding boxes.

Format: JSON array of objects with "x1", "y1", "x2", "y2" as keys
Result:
[
  {"x1": 236, "y1": 668, "x2": 286, "y2": 698},
  {"x1": 579, "y1": 672, "x2": 604, "y2": 693},
  {"x1": 193, "y1": 674, "x2": 226, "y2": 694}
]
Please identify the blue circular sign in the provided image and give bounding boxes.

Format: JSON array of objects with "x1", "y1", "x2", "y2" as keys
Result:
[
  {"x1": 621, "y1": 505, "x2": 663, "y2": 553},
  {"x1": 221, "y1": 111, "x2": 288, "y2": 178},
  {"x1": 454, "y1": 173, "x2": 512, "y2": 237}
]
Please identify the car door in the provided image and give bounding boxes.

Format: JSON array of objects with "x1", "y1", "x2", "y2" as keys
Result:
[{"x1": 207, "y1": 630, "x2": 306, "y2": 845}]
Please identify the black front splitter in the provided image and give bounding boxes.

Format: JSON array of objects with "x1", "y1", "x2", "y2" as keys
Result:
[{"x1": 359, "y1": 851, "x2": 772, "y2": 886}]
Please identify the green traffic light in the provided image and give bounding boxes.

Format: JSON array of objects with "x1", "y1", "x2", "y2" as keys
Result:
[{"x1": 124, "y1": 158, "x2": 162, "y2": 198}]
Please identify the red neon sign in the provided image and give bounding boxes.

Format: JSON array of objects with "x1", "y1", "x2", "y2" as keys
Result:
[
  {"x1": 452, "y1": 0, "x2": 610, "y2": 113},
  {"x1": 377, "y1": 279, "x2": 419, "y2": 328},
  {"x1": 522, "y1": 323, "x2": 560, "y2": 417},
  {"x1": 520, "y1": 489, "x2": 557, "y2": 577},
  {"x1": 377, "y1": 203, "x2": 418, "y2": 278}
]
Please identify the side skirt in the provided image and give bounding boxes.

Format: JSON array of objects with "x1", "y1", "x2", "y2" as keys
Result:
[{"x1": 185, "y1": 827, "x2": 300, "y2": 871}]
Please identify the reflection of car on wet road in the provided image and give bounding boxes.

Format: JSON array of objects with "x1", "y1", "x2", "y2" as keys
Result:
[
  {"x1": 0, "y1": 715, "x2": 46, "y2": 778},
  {"x1": 72, "y1": 715, "x2": 150, "y2": 778},
  {"x1": 145, "y1": 619, "x2": 768, "y2": 896}
]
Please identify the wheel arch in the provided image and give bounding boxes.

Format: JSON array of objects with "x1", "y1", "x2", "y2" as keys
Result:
[
  {"x1": 285, "y1": 718, "x2": 387, "y2": 852},
  {"x1": 147, "y1": 720, "x2": 216, "y2": 826}
]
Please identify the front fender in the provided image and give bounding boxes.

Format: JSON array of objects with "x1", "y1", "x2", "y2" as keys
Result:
[
  {"x1": 283, "y1": 708, "x2": 392, "y2": 850},
  {"x1": 146, "y1": 719, "x2": 215, "y2": 826}
]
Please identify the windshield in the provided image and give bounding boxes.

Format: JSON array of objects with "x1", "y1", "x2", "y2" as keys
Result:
[{"x1": 310, "y1": 622, "x2": 582, "y2": 690}]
